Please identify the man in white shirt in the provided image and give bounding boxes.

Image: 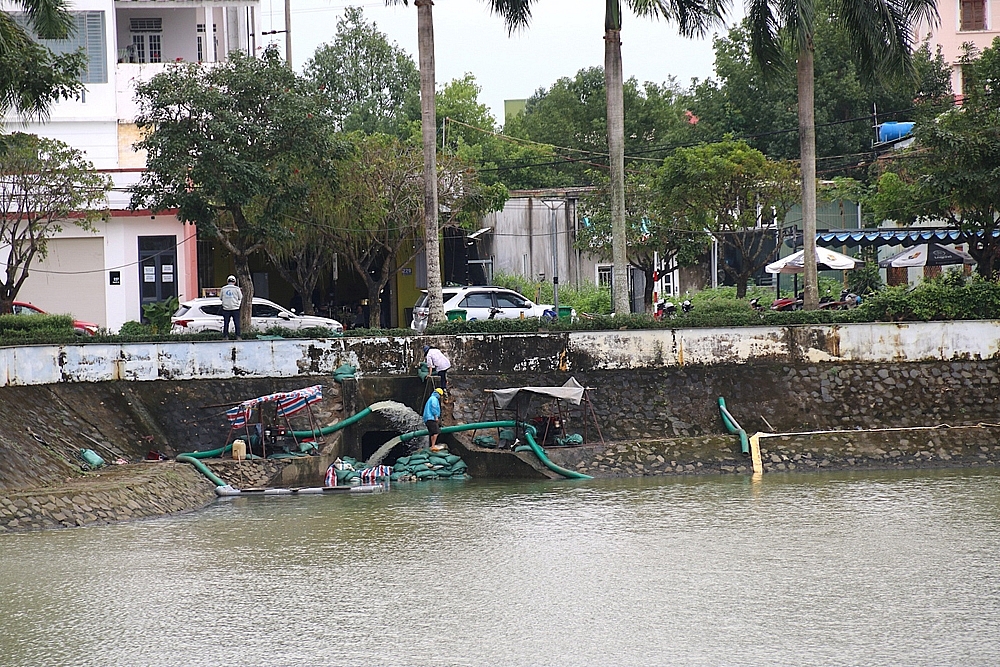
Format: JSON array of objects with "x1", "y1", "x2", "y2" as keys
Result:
[
  {"x1": 220, "y1": 275, "x2": 243, "y2": 340},
  {"x1": 423, "y1": 345, "x2": 452, "y2": 394}
]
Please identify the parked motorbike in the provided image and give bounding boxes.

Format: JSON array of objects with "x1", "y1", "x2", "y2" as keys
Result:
[
  {"x1": 681, "y1": 299, "x2": 694, "y2": 314},
  {"x1": 818, "y1": 290, "x2": 862, "y2": 310},
  {"x1": 654, "y1": 300, "x2": 677, "y2": 320},
  {"x1": 771, "y1": 293, "x2": 803, "y2": 311}
]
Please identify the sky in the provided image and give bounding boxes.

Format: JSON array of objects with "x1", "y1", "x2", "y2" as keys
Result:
[{"x1": 255, "y1": 0, "x2": 742, "y2": 123}]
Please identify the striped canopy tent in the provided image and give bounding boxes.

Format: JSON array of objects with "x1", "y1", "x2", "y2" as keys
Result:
[
  {"x1": 225, "y1": 385, "x2": 324, "y2": 458},
  {"x1": 806, "y1": 228, "x2": 1000, "y2": 249},
  {"x1": 878, "y1": 243, "x2": 976, "y2": 268}
]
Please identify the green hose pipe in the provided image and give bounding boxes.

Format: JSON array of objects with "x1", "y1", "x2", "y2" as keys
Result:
[
  {"x1": 718, "y1": 397, "x2": 750, "y2": 457},
  {"x1": 522, "y1": 431, "x2": 593, "y2": 480},
  {"x1": 290, "y1": 406, "x2": 374, "y2": 439},
  {"x1": 399, "y1": 420, "x2": 592, "y2": 480},
  {"x1": 184, "y1": 444, "x2": 233, "y2": 459},
  {"x1": 176, "y1": 454, "x2": 227, "y2": 487}
]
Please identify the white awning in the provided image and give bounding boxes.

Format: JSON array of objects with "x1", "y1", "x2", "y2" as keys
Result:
[{"x1": 489, "y1": 377, "x2": 585, "y2": 409}]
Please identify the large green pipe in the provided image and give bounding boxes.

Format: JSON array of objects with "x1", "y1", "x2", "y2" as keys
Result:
[
  {"x1": 718, "y1": 397, "x2": 750, "y2": 456},
  {"x1": 400, "y1": 420, "x2": 592, "y2": 480},
  {"x1": 176, "y1": 454, "x2": 227, "y2": 487},
  {"x1": 291, "y1": 407, "x2": 373, "y2": 439}
]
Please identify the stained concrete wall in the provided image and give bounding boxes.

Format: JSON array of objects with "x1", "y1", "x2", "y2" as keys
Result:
[{"x1": 3, "y1": 321, "x2": 1000, "y2": 387}]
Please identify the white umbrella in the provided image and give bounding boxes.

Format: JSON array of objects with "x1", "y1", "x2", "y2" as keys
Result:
[
  {"x1": 878, "y1": 243, "x2": 975, "y2": 268},
  {"x1": 766, "y1": 247, "x2": 863, "y2": 274}
]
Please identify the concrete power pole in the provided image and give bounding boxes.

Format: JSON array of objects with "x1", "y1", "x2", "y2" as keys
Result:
[{"x1": 284, "y1": 0, "x2": 292, "y2": 66}]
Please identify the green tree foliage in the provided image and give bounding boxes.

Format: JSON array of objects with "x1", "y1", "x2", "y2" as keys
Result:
[
  {"x1": 742, "y1": 0, "x2": 936, "y2": 310},
  {"x1": 658, "y1": 140, "x2": 799, "y2": 298},
  {"x1": 578, "y1": 165, "x2": 710, "y2": 312},
  {"x1": 863, "y1": 39, "x2": 1000, "y2": 279},
  {"x1": 436, "y1": 74, "x2": 563, "y2": 190},
  {"x1": 0, "y1": 133, "x2": 110, "y2": 314},
  {"x1": 315, "y1": 132, "x2": 505, "y2": 327},
  {"x1": 513, "y1": 67, "x2": 699, "y2": 184},
  {"x1": 690, "y1": 20, "x2": 952, "y2": 168},
  {"x1": 304, "y1": 6, "x2": 419, "y2": 136},
  {"x1": 1, "y1": 0, "x2": 86, "y2": 119},
  {"x1": 130, "y1": 46, "x2": 344, "y2": 329}
]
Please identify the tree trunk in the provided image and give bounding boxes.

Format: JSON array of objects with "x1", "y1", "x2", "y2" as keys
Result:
[
  {"x1": 642, "y1": 265, "x2": 655, "y2": 313},
  {"x1": 605, "y1": 24, "x2": 629, "y2": 315},
  {"x1": 415, "y1": 0, "x2": 444, "y2": 327},
  {"x1": 798, "y1": 43, "x2": 819, "y2": 311},
  {"x1": 233, "y1": 255, "x2": 254, "y2": 334}
]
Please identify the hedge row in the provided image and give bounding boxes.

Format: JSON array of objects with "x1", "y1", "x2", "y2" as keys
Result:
[{"x1": 3, "y1": 278, "x2": 999, "y2": 346}]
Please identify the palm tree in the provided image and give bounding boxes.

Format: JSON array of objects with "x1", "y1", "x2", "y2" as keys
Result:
[
  {"x1": 387, "y1": 0, "x2": 445, "y2": 327},
  {"x1": 745, "y1": 0, "x2": 936, "y2": 309},
  {"x1": 1, "y1": 0, "x2": 82, "y2": 118},
  {"x1": 487, "y1": 0, "x2": 728, "y2": 314}
]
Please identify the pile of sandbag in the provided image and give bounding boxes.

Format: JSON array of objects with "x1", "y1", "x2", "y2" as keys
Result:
[{"x1": 390, "y1": 447, "x2": 469, "y2": 481}]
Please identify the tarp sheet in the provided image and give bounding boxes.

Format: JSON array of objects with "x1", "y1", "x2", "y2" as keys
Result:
[{"x1": 490, "y1": 377, "x2": 585, "y2": 409}]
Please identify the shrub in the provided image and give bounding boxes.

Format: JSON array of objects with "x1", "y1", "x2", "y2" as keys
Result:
[
  {"x1": 141, "y1": 296, "x2": 179, "y2": 334},
  {"x1": 118, "y1": 320, "x2": 150, "y2": 336}
]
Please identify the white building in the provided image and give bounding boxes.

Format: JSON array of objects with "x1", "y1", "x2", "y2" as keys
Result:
[{"x1": 3, "y1": 0, "x2": 259, "y2": 332}]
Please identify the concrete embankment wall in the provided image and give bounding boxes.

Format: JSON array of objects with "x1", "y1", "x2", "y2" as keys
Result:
[{"x1": 2, "y1": 321, "x2": 1000, "y2": 531}]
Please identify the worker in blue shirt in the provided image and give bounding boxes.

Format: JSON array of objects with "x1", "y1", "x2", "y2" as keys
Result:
[{"x1": 423, "y1": 387, "x2": 444, "y2": 451}]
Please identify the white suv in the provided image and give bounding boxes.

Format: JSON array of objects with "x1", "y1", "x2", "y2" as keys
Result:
[
  {"x1": 171, "y1": 297, "x2": 344, "y2": 334},
  {"x1": 410, "y1": 286, "x2": 562, "y2": 331}
]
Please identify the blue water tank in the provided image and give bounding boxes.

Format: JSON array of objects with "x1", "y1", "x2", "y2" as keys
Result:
[{"x1": 878, "y1": 121, "x2": 915, "y2": 143}]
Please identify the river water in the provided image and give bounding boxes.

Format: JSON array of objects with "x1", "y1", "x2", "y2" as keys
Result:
[{"x1": 2, "y1": 468, "x2": 999, "y2": 667}]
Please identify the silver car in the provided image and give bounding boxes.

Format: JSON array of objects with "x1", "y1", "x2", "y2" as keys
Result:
[
  {"x1": 410, "y1": 286, "x2": 560, "y2": 332},
  {"x1": 171, "y1": 297, "x2": 343, "y2": 334}
]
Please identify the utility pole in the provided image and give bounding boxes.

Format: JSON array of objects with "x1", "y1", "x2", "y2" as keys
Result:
[
  {"x1": 542, "y1": 199, "x2": 565, "y2": 314},
  {"x1": 284, "y1": 0, "x2": 292, "y2": 66}
]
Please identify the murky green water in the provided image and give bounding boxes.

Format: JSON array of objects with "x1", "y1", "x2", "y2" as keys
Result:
[{"x1": 2, "y1": 468, "x2": 999, "y2": 666}]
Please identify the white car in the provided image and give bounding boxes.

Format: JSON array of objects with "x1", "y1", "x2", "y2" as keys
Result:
[
  {"x1": 171, "y1": 297, "x2": 344, "y2": 334},
  {"x1": 410, "y1": 286, "x2": 563, "y2": 332}
]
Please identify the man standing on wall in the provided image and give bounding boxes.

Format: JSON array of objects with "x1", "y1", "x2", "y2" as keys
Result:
[
  {"x1": 423, "y1": 345, "x2": 452, "y2": 396},
  {"x1": 221, "y1": 275, "x2": 243, "y2": 340}
]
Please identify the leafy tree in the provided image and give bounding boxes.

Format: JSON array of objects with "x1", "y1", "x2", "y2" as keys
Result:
[
  {"x1": 437, "y1": 74, "x2": 564, "y2": 190},
  {"x1": 315, "y1": 133, "x2": 504, "y2": 326},
  {"x1": 864, "y1": 38, "x2": 1000, "y2": 279},
  {"x1": 263, "y1": 174, "x2": 339, "y2": 317},
  {"x1": 578, "y1": 165, "x2": 709, "y2": 312},
  {"x1": 130, "y1": 46, "x2": 344, "y2": 331},
  {"x1": 304, "y1": 6, "x2": 420, "y2": 136},
  {"x1": 658, "y1": 140, "x2": 799, "y2": 297},
  {"x1": 510, "y1": 67, "x2": 702, "y2": 188},
  {"x1": 486, "y1": 0, "x2": 728, "y2": 316},
  {"x1": 0, "y1": 133, "x2": 110, "y2": 313},
  {"x1": 1, "y1": 0, "x2": 86, "y2": 119},
  {"x1": 690, "y1": 21, "x2": 952, "y2": 166},
  {"x1": 744, "y1": 0, "x2": 936, "y2": 309}
]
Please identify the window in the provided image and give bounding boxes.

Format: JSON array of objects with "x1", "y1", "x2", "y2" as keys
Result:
[
  {"x1": 131, "y1": 35, "x2": 146, "y2": 63},
  {"x1": 148, "y1": 34, "x2": 161, "y2": 63},
  {"x1": 961, "y1": 0, "x2": 987, "y2": 30},
  {"x1": 129, "y1": 18, "x2": 162, "y2": 32},
  {"x1": 201, "y1": 304, "x2": 223, "y2": 316},
  {"x1": 252, "y1": 304, "x2": 281, "y2": 318},
  {"x1": 129, "y1": 17, "x2": 162, "y2": 64},
  {"x1": 597, "y1": 265, "x2": 613, "y2": 289},
  {"x1": 496, "y1": 292, "x2": 528, "y2": 308},
  {"x1": 460, "y1": 293, "x2": 495, "y2": 308},
  {"x1": 197, "y1": 24, "x2": 205, "y2": 61},
  {"x1": 15, "y1": 11, "x2": 107, "y2": 83}
]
